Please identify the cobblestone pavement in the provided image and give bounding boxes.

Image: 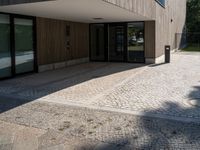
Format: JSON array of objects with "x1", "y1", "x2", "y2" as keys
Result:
[
  {"x1": 93, "y1": 52, "x2": 200, "y2": 122},
  {"x1": 0, "y1": 52, "x2": 200, "y2": 122},
  {"x1": 0, "y1": 52, "x2": 200, "y2": 149},
  {"x1": 1, "y1": 101, "x2": 200, "y2": 150}
]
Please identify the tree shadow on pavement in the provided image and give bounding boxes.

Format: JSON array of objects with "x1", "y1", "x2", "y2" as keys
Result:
[
  {"x1": 0, "y1": 62, "x2": 145, "y2": 113},
  {"x1": 79, "y1": 86, "x2": 200, "y2": 149},
  {"x1": 188, "y1": 86, "x2": 200, "y2": 103}
]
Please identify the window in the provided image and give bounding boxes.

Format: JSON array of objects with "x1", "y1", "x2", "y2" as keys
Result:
[
  {"x1": 90, "y1": 24, "x2": 106, "y2": 61},
  {"x1": 127, "y1": 22, "x2": 145, "y2": 63},
  {"x1": 0, "y1": 14, "x2": 11, "y2": 78},
  {"x1": 156, "y1": 0, "x2": 165, "y2": 7},
  {"x1": 0, "y1": 13, "x2": 36, "y2": 79}
]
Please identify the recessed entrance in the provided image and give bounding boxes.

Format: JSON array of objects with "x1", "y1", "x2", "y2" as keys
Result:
[{"x1": 90, "y1": 22, "x2": 145, "y2": 63}]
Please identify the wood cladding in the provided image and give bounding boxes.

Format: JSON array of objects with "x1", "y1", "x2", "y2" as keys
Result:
[
  {"x1": 155, "y1": 0, "x2": 187, "y2": 57},
  {"x1": 103, "y1": 0, "x2": 186, "y2": 58},
  {"x1": 103, "y1": 0, "x2": 156, "y2": 20},
  {"x1": 36, "y1": 17, "x2": 89, "y2": 66},
  {"x1": 145, "y1": 21, "x2": 156, "y2": 58}
]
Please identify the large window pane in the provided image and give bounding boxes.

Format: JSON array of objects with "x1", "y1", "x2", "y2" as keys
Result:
[
  {"x1": 0, "y1": 14, "x2": 11, "y2": 78},
  {"x1": 128, "y1": 22, "x2": 145, "y2": 63},
  {"x1": 90, "y1": 24, "x2": 105, "y2": 61},
  {"x1": 14, "y1": 18, "x2": 34, "y2": 74},
  {"x1": 109, "y1": 24, "x2": 125, "y2": 61}
]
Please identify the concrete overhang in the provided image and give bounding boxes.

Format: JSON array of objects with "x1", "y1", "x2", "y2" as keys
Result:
[
  {"x1": 0, "y1": 0, "x2": 52, "y2": 6},
  {"x1": 0, "y1": 0, "x2": 152, "y2": 23}
]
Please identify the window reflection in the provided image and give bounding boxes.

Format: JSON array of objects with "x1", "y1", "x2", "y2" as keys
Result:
[
  {"x1": 128, "y1": 22, "x2": 145, "y2": 62},
  {"x1": 14, "y1": 18, "x2": 34, "y2": 74},
  {"x1": 0, "y1": 14, "x2": 11, "y2": 78}
]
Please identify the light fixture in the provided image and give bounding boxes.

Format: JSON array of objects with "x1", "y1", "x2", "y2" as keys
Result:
[{"x1": 93, "y1": 18, "x2": 103, "y2": 20}]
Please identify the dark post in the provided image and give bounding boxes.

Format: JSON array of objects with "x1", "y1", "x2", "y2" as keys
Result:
[{"x1": 165, "y1": 45, "x2": 170, "y2": 63}]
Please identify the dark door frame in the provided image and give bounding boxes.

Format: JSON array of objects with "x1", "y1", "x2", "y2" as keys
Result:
[
  {"x1": 89, "y1": 21, "x2": 145, "y2": 63},
  {"x1": 0, "y1": 12, "x2": 37, "y2": 80}
]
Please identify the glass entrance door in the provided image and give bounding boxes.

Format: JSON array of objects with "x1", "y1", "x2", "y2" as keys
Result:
[
  {"x1": 108, "y1": 24, "x2": 125, "y2": 62},
  {"x1": 0, "y1": 14, "x2": 36, "y2": 80},
  {"x1": 90, "y1": 24, "x2": 106, "y2": 61},
  {"x1": 89, "y1": 22, "x2": 145, "y2": 63},
  {"x1": 0, "y1": 14, "x2": 12, "y2": 78},
  {"x1": 127, "y1": 22, "x2": 145, "y2": 63},
  {"x1": 14, "y1": 17, "x2": 35, "y2": 74}
]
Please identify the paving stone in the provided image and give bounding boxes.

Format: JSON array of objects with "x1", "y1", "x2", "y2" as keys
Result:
[
  {"x1": 1, "y1": 101, "x2": 200, "y2": 149},
  {"x1": 94, "y1": 142, "x2": 119, "y2": 150},
  {"x1": 1, "y1": 53, "x2": 200, "y2": 121},
  {"x1": 12, "y1": 127, "x2": 45, "y2": 150},
  {"x1": 1, "y1": 52, "x2": 200, "y2": 149},
  {"x1": 0, "y1": 144, "x2": 13, "y2": 150}
]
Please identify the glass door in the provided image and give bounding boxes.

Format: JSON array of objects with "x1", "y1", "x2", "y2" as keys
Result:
[
  {"x1": 108, "y1": 24, "x2": 125, "y2": 62},
  {"x1": 0, "y1": 14, "x2": 12, "y2": 78},
  {"x1": 14, "y1": 17, "x2": 35, "y2": 74},
  {"x1": 0, "y1": 14, "x2": 36, "y2": 80},
  {"x1": 90, "y1": 24, "x2": 106, "y2": 61},
  {"x1": 127, "y1": 22, "x2": 145, "y2": 63}
]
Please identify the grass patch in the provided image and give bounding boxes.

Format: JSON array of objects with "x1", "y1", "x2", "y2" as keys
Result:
[{"x1": 182, "y1": 44, "x2": 200, "y2": 52}]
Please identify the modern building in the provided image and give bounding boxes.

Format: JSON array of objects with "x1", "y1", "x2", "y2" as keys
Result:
[{"x1": 0, "y1": 0, "x2": 186, "y2": 79}]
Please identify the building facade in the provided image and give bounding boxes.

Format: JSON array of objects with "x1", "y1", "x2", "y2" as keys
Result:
[{"x1": 0, "y1": 0, "x2": 186, "y2": 79}]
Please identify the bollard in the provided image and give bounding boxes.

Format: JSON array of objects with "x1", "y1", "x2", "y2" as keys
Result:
[{"x1": 165, "y1": 45, "x2": 170, "y2": 63}]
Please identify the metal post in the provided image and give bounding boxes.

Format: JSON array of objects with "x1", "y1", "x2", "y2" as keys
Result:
[{"x1": 165, "y1": 45, "x2": 170, "y2": 63}]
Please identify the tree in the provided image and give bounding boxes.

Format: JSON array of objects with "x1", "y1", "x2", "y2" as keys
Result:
[{"x1": 187, "y1": 0, "x2": 200, "y2": 33}]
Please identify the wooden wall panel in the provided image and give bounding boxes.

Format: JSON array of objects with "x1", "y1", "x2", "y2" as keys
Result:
[
  {"x1": 145, "y1": 21, "x2": 156, "y2": 58},
  {"x1": 103, "y1": 0, "x2": 156, "y2": 20},
  {"x1": 103, "y1": 0, "x2": 186, "y2": 59},
  {"x1": 36, "y1": 17, "x2": 89, "y2": 66},
  {"x1": 155, "y1": 0, "x2": 187, "y2": 57}
]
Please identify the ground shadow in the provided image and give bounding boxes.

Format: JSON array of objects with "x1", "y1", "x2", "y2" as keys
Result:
[
  {"x1": 78, "y1": 85, "x2": 200, "y2": 149},
  {"x1": 149, "y1": 62, "x2": 167, "y2": 67},
  {"x1": 188, "y1": 86, "x2": 200, "y2": 100},
  {"x1": 0, "y1": 62, "x2": 146, "y2": 113},
  {"x1": 1, "y1": 63, "x2": 200, "y2": 149}
]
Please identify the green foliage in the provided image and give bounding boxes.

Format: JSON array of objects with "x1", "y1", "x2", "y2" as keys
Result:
[
  {"x1": 187, "y1": 0, "x2": 200, "y2": 32},
  {"x1": 182, "y1": 44, "x2": 200, "y2": 51}
]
